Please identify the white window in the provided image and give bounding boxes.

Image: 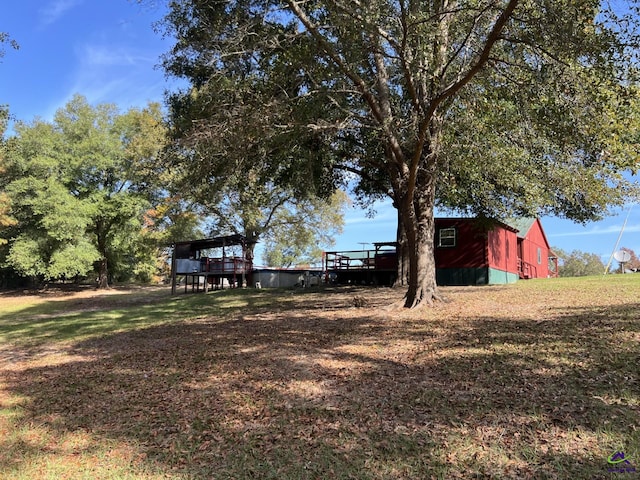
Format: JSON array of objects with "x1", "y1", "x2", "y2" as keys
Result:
[
  {"x1": 438, "y1": 227, "x2": 457, "y2": 247},
  {"x1": 537, "y1": 247, "x2": 542, "y2": 264}
]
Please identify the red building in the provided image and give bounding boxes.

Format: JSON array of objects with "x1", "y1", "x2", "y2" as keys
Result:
[
  {"x1": 325, "y1": 217, "x2": 557, "y2": 286},
  {"x1": 433, "y1": 217, "x2": 557, "y2": 284},
  {"x1": 434, "y1": 218, "x2": 520, "y2": 285},
  {"x1": 505, "y1": 218, "x2": 558, "y2": 279}
]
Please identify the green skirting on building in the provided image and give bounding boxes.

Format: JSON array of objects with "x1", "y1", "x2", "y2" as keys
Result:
[
  {"x1": 436, "y1": 267, "x2": 518, "y2": 286},
  {"x1": 488, "y1": 267, "x2": 519, "y2": 285}
]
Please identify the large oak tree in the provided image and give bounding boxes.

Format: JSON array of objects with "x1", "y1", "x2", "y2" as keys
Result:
[
  {"x1": 157, "y1": 0, "x2": 640, "y2": 307},
  {"x1": 1, "y1": 95, "x2": 167, "y2": 287},
  {"x1": 0, "y1": 110, "x2": 17, "y2": 246}
]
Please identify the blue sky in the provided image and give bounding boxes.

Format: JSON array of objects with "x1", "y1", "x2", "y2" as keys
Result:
[{"x1": 2, "y1": 0, "x2": 639, "y2": 266}]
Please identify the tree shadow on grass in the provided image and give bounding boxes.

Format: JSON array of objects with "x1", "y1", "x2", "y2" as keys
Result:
[
  {"x1": 2, "y1": 294, "x2": 639, "y2": 479},
  {"x1": 0, "y1": 288, "x2": 300, "y2": 355}
]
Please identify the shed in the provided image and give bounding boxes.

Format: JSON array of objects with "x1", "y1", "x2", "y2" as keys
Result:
[{"x1": 252, "y1": 268, "x2": 323, "y2": 288}]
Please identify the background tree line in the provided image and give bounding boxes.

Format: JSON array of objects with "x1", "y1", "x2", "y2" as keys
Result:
[
  {"x1": 553, "y1": 246, "x2": 640, "y2": 277},
  {"x1": 2, "y1": 27, "x2": 349, "y2": 288},
  {"x1": 0, "y1": 95, "x2": 186, "y2": 288}
]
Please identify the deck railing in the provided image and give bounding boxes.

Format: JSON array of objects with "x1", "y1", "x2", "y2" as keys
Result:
[
  {"x1": 518, "y1": 259, "x2": 537, "y2": 279},
  {"x1": 324, "y1": 250, "x2": 396, "y2": 271},
  {"x1": 325, "y1": 250, "x2": 375, "y2": 270},
  {"x1": 175, "y1": 257, "x2": 251, "y2": 274},
  {"x1": 203, "y1": 257, "x2": 249, "y2": 273}
]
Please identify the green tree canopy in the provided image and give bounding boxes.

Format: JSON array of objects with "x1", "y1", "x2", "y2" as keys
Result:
[
  {"x1": 262, "y1": 191, "x2": 350, "y2": 267},
  {"x1": 554, "y1": 248, "x2": 605, "y2": 277},
  {"x1": 135, "y1": 196, "x2": 206, "y2": 283},
  {"x1": 1, "y1": 95, "x2": 167, "y2": 286},
  {"x1": 0, "y1": 33, "x2": 18, "y2": 247},
  {"x1": 0, "y1": 109, "x2": 17, "y2": 246},
  {"x1": 161, "y1": 24, "x2": 347, "y2": 265}
]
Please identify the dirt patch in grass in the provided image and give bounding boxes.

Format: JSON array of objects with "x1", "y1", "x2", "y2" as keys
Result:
[{"x1": 1, "y1": 279, "x2": 639, "y2": 479}]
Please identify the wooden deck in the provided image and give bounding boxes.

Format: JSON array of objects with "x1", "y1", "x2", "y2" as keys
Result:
[{"x1": 324, "y1": 245, "x2": 397, "y2": 286}]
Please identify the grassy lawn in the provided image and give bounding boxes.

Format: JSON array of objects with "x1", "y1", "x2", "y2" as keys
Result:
[{"x1": 0, "y1": 277, "x2": 638, "y2": 479}]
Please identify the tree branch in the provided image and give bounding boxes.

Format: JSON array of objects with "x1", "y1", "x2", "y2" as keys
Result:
[
  {"x1": 286, "y1": 0, "x2": 408, "y2": 171},
  {"x1": 431, "y1": 0, "x2": 519, "y2": 115}
]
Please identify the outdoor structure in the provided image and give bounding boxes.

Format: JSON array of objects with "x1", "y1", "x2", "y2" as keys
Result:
[
  {"x1": 252, "y1": 268, "x2": 323, "y2": 288},
  {"x1": 172, "y1": 219, "x2": 557, "y2": 292},
  {"x1": 323, "y1": 242, "x2": 398, "y2": 286},
  {"x1": 325, "y1": 218, "x2": 557, "y2": 286},
  {"x1": 505, "y1": 218, "x2": 558, "y2": 279},
  {"x1": 434, "y1": 218, "x2": 520, "y2": 285},
  {"x1": 171, "y1": 235, "x2": 254, "y2": 294}
]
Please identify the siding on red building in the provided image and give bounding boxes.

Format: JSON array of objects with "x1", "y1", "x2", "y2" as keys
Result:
[
  {"x1": 505, "y1": 218, "x2": 553, "y2": 279},
  {"x1": 434, "y1": 218, "x2": 519, "y2": 285},
  {"x1": 487, "y1": 224, "x2": 519, "y2": 284},
  {"x1": 434, "y1": 219, "x2": 487, "y2": 268}
]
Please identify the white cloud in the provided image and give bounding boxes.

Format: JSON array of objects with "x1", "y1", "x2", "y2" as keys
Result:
[
  {"x1": 39, "y1": 0, "x2": 83, "y2": 26},
  {"x1": 345, "y1": 208, "x2": 395, "y2": 226},
  {"x1": 43, "y1": 41, "x2": 170, "y2": 115},
  {"x1": 548, "y1": 223, "x2": 640, "y2": 238},
  {"x1": 80, "y1": 44, "x2": 153, "y2": 67}
]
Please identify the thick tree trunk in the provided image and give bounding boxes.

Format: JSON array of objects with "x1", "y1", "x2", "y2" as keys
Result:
[
  {"x1": 400, "y1": 165, "x2": 443, "y2": 308},
  {"x1": 96, "y1": 258, "x2": 109, "y2": 289},
  {"x1": 94, "y1": 221, "x2": 110, "y2": 289},
  {"x1": 244, "y1": 239, "x2": 257, "y2": 288},
  {"x1": 401, "y1": 207, "x2": 439, "y2": 307}
]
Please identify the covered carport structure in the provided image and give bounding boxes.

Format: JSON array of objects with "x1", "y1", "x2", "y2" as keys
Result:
[{"x1": 170, "y1": 234, "x2": 254, "y2": 294}]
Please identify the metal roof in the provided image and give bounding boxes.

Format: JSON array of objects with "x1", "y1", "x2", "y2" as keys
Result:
[
  {"x1": 503, "y1": 218, "x2": 537, "y2": 238},
  {"x1": 174, "y1": 234, "x2": 255, "y2": 251}
]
